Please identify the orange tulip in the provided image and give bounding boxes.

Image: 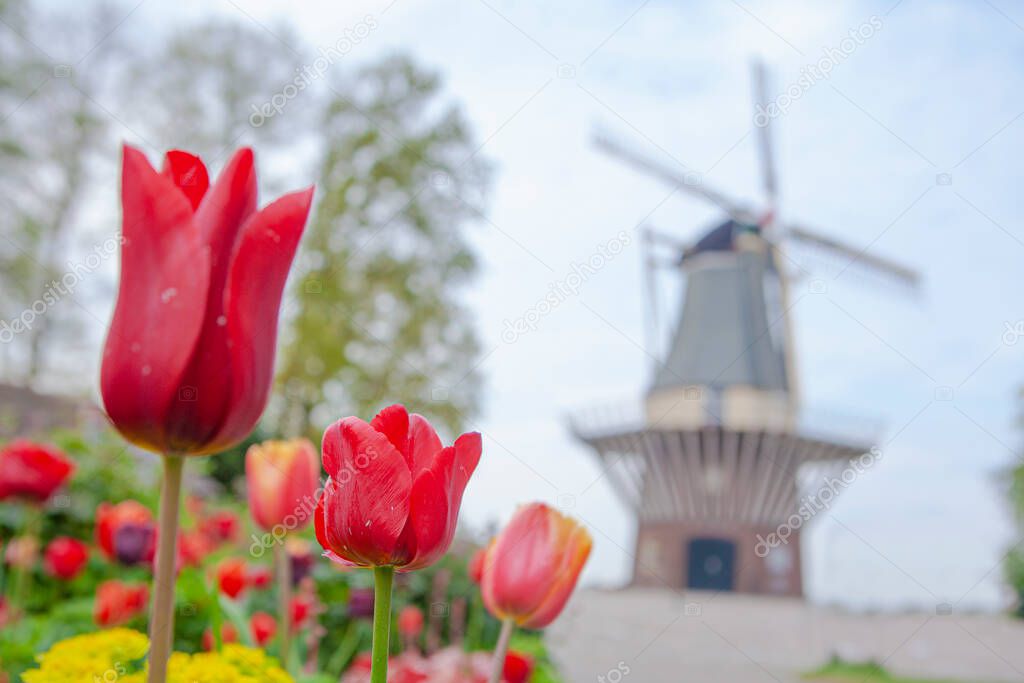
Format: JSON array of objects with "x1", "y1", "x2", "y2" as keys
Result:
[
  {"x1": 245, "y1": 438, "x2": 320, "y2": 533},
  {"x1": 480, "y1": 503, "x2": 591, "y2": 629}
]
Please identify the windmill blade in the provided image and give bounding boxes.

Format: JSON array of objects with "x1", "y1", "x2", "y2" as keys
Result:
[
  {"x1": 644, "y1": 224, "x2": 691, "y2": 254},
  {"x1": 785, "y1": 224, "x2": 921, "y2": 290},
  {"x1": 752, "y1": 60, "x2": 778, "y2": 205},
  {"x1": 593, "y1": 132, "x2": 752, "y2": 220}
]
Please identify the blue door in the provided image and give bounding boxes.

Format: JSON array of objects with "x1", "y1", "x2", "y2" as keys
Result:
[{"x1": 686, "y1": 537, "x2": 735, "y2": 591}]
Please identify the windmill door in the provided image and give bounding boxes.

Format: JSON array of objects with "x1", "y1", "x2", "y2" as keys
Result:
[{"x1": 686, "y1": 537, "x2": 735, "y2": 591}]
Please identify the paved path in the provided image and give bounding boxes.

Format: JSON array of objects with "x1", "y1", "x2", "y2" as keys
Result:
[{"x1": 546, "y1": 589, "x2": 1024, "y2": 683}]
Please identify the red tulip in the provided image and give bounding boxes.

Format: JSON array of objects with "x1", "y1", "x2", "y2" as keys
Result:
[
  {"x1": 290, "y1": 594, "x2": 312, "y2": 630},
  {"x1": 481, "y1": 503, "x2": 591, "y2": 629},
  {"x1": 0, "y1": 440, "x2": 74, "y2": 503},
  {"x1": 200, "y1": 509, "x2": 240, "y2": 544},
  {"x1": 502, "y1": 651, "x2": 533, "y2": 683},
  {"x1": 251, "y1": 611, "x2": 277, "y2": 647},
  {"x1": 96, "y1": 500, "x2": 155, "y2": 565},
  {"x1": 217, "y1": 557, "x2": 248, "y2": 599},
  {"x1": 100, "y1": 145, "x2": 314, "y2": 456},
  {"x1": 397, "y1": 605, "x2": 424, "y2": 638},
  {"x1": 467, "y1": 547, "x2": 486, "y2": 584},
  {"x1": 248, "y1": 564, "x2": 272, "y2": 590},
  {"x1": 202, "y1": 622, "x2": 239, "y2": 651},
  {"x1": 177, "y1": 529, "x2": 213, "y2": 568},
  {"x1": 314, "y1": 404, "x2": 482, "y2": 570},
  {"x1": 94, "y1": 580, "x2": 148, "y2": 627},
  {"x1": 246, "y1": 438, "x2": 320, "y2": 532},
  {"x1": 43, "y1": 537, "x2": 89, "y2": 580}
]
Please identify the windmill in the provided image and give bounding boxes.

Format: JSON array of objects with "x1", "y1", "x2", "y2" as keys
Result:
[{"x1": 570, "y1": 61, "x2": 919, "y2": 596}]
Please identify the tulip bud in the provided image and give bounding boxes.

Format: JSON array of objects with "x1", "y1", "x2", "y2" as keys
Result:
[
  {"x1": 114, "y1": 522, "x2": 156, "y2": 566},
  {"x1": 0, "y1": 440, "x2": 74, "y2": 504},
  {"x1": 398, "y1": 605, "x2": 424, "y2": 638},
  {"x1": 43, "y1": 537, "x2": 89, "y2": 581},
  {"x1": 467, "y1": 547, "x2": 486, "y2": 584},
  {"x1": 246, "y1": 439, "x2": 320, "y2": 533},
  {"x1": 251, "y1": 611, "x2": 277, "y2": 647},
  {"x1": 248, "y1": 564, "x2": 272, "y2": 590},
  {"x1": 481, "y1": 503, "x2": 592, "y2": 629},
  {"x1": 202, "y1": 623, "x2": 239, "y2": 651},
  {"x1": 96, "y1": 500, "x2": 155, "y2": 564},
  {"x1": 503, "y1": 651, "x2": 534, "y2": 683},
  {"x1": 217, "y1": 557, "x2": 248, "y2": 599},
  {"x1": 94, "y1": 580, "x2": 148, "y2": 627}
]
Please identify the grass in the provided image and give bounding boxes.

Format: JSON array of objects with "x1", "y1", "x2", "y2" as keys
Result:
[{"x1": 804, "y1": 659, "x2": 988, "y2": 683}]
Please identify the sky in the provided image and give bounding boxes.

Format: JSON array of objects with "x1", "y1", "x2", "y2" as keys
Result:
[{"x1": 30, "y1": 0, "x2": 1024, "y2": 611}]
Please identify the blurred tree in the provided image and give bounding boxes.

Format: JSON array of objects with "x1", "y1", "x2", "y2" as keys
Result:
[
  {"x1": 0, "y1": 1, "x2": 120, "y2": 388},
  {"x1": 273, "y1": 55, "x2": 490, "y2": 438},
  {"x1": 1004, "y1": 385, "x2": 1024, "y2": 616},
  {"x1": 123, "y1": 18, "x2": 301, "y2": 168}
]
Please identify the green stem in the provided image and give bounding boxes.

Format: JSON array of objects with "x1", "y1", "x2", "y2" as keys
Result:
[
  {"x1": 147, "y1": 454, "x2": 185, "y2": 683},
  {"x1": 488, "y1": 618, "x2": 515, "y2": 683},
  {"x1": 275, "y1": 539, "x2": 292, "y2": 670},
  {"x1": 371, "y1": 566, "x2": 395, "y2": 683}
]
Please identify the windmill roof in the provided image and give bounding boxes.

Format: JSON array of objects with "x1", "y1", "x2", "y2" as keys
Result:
[{"x1": 651, "y1": 248, "x2": 788, "y2": 392}]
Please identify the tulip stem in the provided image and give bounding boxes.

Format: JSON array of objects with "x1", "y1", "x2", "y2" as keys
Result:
[
  {"x1": 275, "y1": 540, "x2": 292, "y2": 671},
  {"x1": 488, "y1": 618, "x2": 515, "y2": 683},
  {"x1": 371, "y1": 565, "x2": 395, "y2": 683},
  {"x1": 148, "y1": 454, "x2": 184, "y2": 683}
]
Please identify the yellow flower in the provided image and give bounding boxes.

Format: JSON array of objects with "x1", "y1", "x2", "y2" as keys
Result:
[{"x1": 24, "y1": 630, "x2": 292, "y2": 683}]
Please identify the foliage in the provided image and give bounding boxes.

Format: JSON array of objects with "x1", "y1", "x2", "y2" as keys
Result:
[
  {"x1": 0, "y1": 0, "x2": 489, "y2": 454},
  {"x1": 272, "y1": 54, "x2": 490, "y2": 439},
  {"x1": 804, "y1": 657, "x2": 983, "y2": 683},
  {"x1": 0, "y1": 1, "x2": 126, "y2": 387},
  {"x1": 507, "y1": 632, "x2": 563, "y2": 683},
  {"x1": 1003, "y1": 386, "x2": 1024, "y2": 615}
]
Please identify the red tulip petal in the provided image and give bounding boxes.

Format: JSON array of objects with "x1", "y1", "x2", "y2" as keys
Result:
[
  {"x1": 521, "y1": 521, "x2": 592, "y2": 629},
  {"x1": 100, "y1": 145, "x2": 210, "y2": 453},
  {"x1": 371, "y1": 404, "x2": 409, "y2": 456},
  {"x1": 162, "y1": 149, "x2": 259, "y2": 452},
  {"x1": 402, "y1": 467, "x2": 447, "y2": 570},
  {"x1": 450, "y1": 432, "x2": 482, "y2": 511},
  {"x1": 406, "y1": 413, "x2": 442, "y2": 475},
  {"x1": 321, "y1": 417, "x2": 412, "y2": 566},
  {"x1": 208, "y1": 186, "x2": 314, "y2": 450},
  {"x1": 161, "y1": 150, "x2": 209, "y2": 210},
  {"x1": 405, "y1": 432, "x2": 480, "y2": 570},
  {"x1": 440, "y1": 432, "x2": 482, "y2": 544},
  {"x1": 314, "y1": 490, "x2": 329, "y2": 548}
]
